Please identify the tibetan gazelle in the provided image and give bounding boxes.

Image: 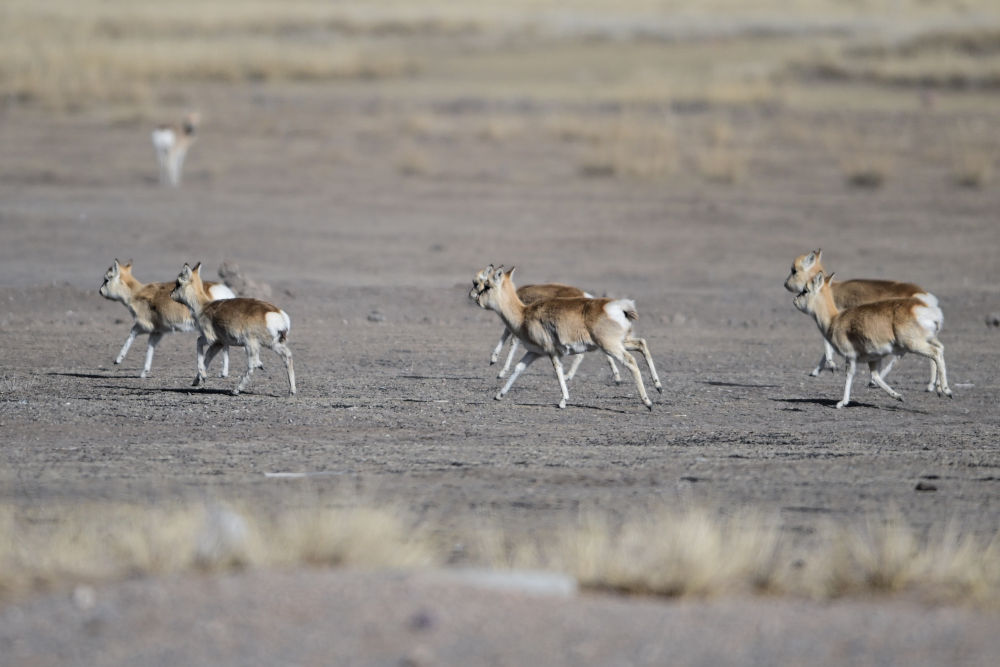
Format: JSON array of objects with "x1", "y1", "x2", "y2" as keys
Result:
[
  {"x1": 473, "y1": 265, "x2": 662, "y2": 410},
  {"x1": 152, "y1": 112, "x2": 199, "y2": 186},
  {"x1": 793, "y1": 272, "x2": 951, "y2": 409},
  {"x1": 99, "y1": 259, "x2": 234, "y2": 378},
  {"x1": 171, "y1": 263, "x2": 295, "y2": 396},
  {"x1": 784, "y1": 248, "x2": 940, "y2": 390},
  {"x1": 469, "y1": 267, "x2": 621, "y2": 384}
]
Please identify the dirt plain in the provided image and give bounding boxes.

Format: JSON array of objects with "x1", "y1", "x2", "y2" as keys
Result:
[{"x1": 1, "y1": 52, "x2": 1000, "y2": 666}]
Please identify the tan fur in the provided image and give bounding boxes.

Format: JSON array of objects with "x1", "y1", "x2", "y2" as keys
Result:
[
  {"x1": 784, "y1": 248, "x2": 939, "y2": 385},
  {"x1": 99, "y1": 259, "x2": 230, "y2": 378},
  {"x1": 470, "y1": 270, "x2": 622, "y2": 383},
  {"x1": 473, "y1": 265, "x2": 661, "y2": 410},
  {"x1": 793, "y1": 272, "x2": 951, "y2": 409},
  {"x1": 171, "y1": 263, "x2": 295, "y2": 396}
]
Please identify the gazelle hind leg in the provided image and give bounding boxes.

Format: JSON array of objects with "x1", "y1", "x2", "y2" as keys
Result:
[
  {"x1": 219, "y1": 346, "x2": 230, "y2": 378},
  {"x1": 925, "y1": 357, "x2": 938, "y2": 393},
  {"x1": 605, "y1": 354, "x2": 622, "y2": 384},
  {"x1": 618, "y1": 349, "x2": 653, "y2": 410},
  {"x1": 625, "y1": 337, "x2": 662, "y2": 393},
  {"x1": 869, "y1": 360, "x2": 903, "y2": 402},
  {"x1": 140, "y1": 331, "x2": 163, "y2": 378},
  {"x1": 272, "y1": 341, "x2": 295, "y2": 396},
  {"x1": 928, "y1": 338, "x2": 951, "y2": 397},
  {"x1": 234, "y1": 343, "x2": 260, "y2": 395}
]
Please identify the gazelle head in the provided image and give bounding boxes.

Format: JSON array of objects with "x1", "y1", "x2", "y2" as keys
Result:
[
  {"x1": 474, "y1": 265, "x2": 515, "y2": 311},
  {"x1": 469, "y1": 264, "x2": 494, "y2": 300},
  {"x1": 182, "y1": 111, "x2": 201, "y2": 136},
  {"x1": 99, "y1": 258, "x2": 133, "y2": 302},
  {"x1": 793, "y1": 271, "x2": 834, "y2": 315},
  {"x1": 784, "y1": 248, "x2": 823, "y2": 293},
  {"x1": 171, "y1": 262, "x2": 205, "y2": 309}
]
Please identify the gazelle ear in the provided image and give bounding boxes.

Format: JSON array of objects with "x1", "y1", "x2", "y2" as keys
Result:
[
  {"x1": 825, "y1": 272, "x2": 836, "y2": 284},
  {"x1": 180, "y1": 263, "x2": 192, "y2": 280},
  {"x1": 810, "y1": 272, "x2": 825, "y2": 291},
  {"x1": 192, "y1": 262, "x2": 202, "y2": 276},
  {"x1": 506, "y1": 266, "x2": 516, "y2": 279},
  {"x1": 803, "y1": 251, "x2": 817, "y2": 268},
  {"x1": 112, "y1": 258, "x2": 121, "y2": 273},
  {"x1": 492, "y1": 265, "x2": 505, "y2": 284},
  {"x1": 124, "y1": 259, "x2": 133, "y2": 269}
]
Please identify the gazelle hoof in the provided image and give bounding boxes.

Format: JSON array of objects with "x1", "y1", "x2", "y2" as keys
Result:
[
  {"x1": 558, "y1": 399, "x2": 567, "y2": 409},
  {"x1": 231, "y1": 388, "x2": 241, "y2": 396},
  {"x1": 494, "y1": 393, "x2": 503, "y2": 401},
  {"x1": 895, "y1": 394, "x2": 904, "y2": 402},
  {"x1": 655, "y1": 384, "x2": 663, "y2": 394},
  {"x1": 139, "y1": 371, "x2": 149, "y2": 379},
  {"x1": 192, "y1": 377, "x2": 202, "y2": 387},
  {"x1": 836, "y1": 401, "x2": 847, "y2": 409},
  {"x1": 809, "y1": 370, "x2": 821, "y2": 377},
  {"x1": 644, "y1": 401, "x2": 653, "y2": 411}
]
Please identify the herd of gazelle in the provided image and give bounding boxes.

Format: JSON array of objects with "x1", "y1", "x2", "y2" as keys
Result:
[
  {"x1": 98, "y1": 249, "x2": 950, "y2": 409},
  {"x1": 100, "y1": 260, "x2": 295, "y2": 396}
]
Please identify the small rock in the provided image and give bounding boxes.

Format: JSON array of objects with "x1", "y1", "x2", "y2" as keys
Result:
[
  {"x1": 915, "y1": 481, "x2": 937, "y2": 492},
  {"x1": 987, "y1": 313, "x2": 1000, "y2": 327},
  {"x1": 368, "y1": 311, "x2": 386, "y2": 323}
]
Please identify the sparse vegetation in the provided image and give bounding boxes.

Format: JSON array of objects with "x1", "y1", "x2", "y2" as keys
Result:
[{"x1": 2, "y1": 502, "x2": 997, "y2": 607}]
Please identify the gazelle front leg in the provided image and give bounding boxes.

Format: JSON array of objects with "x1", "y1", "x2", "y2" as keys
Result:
[
  {"x1": 192, "y1": 335, "x2": 208, "y2": 386},
  {"x1": 219, "y1": 346, "x2": 230, "y2": 378},
  {"x1": 551, "y1": 355, "x2": 571, "y2": 409},
  {"x1": 115, "y1": 325, "x2": 142, "y2": 365},
  {"x1": 564, "y1": 353, "x2": 585, "y2": 381},
  {"x1": 495, "y1": 351, "x2": 539, "y2": 401},
  {"x1": 498, "y1": 336, "x2": 521, "y2": 379},
  {"x1": 837, "y1": 358, "x2": 857, "y2": 409},
  {"x1": 491, "y1": 328, "x2": 511, "y2": 365},
  {"x1": 811, "y1": 340, "x2": 838, "y2": 376}
]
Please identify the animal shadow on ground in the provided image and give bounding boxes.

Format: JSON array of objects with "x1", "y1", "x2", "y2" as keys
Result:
[{"x1": 771, "y1": 397, "x2": 929, "y2": 414}]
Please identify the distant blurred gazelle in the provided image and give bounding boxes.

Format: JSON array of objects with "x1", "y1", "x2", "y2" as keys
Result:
[{"x1": 152, "y1": 112, "x2": 200, "y2": 186}]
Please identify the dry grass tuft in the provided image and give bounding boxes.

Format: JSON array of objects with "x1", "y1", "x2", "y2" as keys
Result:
[
  {"x1": 474, "y1": 510, "x2": 786, "y2": 597},
  {"x1": 818, "y1": 514, "x2": 1000, "y2": 605},
  {"x1": 952, "y1": 152, "x2": 995, "y2": 188},
  {"x1": 841, "y1": 154, "x2": 893, "y2": 189},
  {"x1": 395, "y1": 145, "x2": 435, "y2": 177},
  {"x1": 575, "y1": 114, "x2": 679, "y2": 180}
]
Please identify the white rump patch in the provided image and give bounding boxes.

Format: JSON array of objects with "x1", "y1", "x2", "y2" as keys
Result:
[
  {"x1": 582, "y1": 291, "x2": 594, "y2": 299},
  {"x1": 151, "y1": 128, "x2": 176, "y2": 152},
  {"x1": 603, "y1": 299, "x2": 636, "y2": 331},
  {"x1": 208, "y1": 284, "x2": 236, "y2": 300},
  {"x1": 914, "y1": 305, "x2": 943, "y2": 335},
  {"x1": 914, "y1": 292, "x2": 939, "y2": 308},
  {"x1": 265, "y1": 310, "x2": 291, "y2": 339}
]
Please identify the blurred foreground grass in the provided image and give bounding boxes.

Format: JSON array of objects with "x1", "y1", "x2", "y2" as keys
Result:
[{"x1": 2, "y1": 501, "x2": 998, "y2": 607}]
